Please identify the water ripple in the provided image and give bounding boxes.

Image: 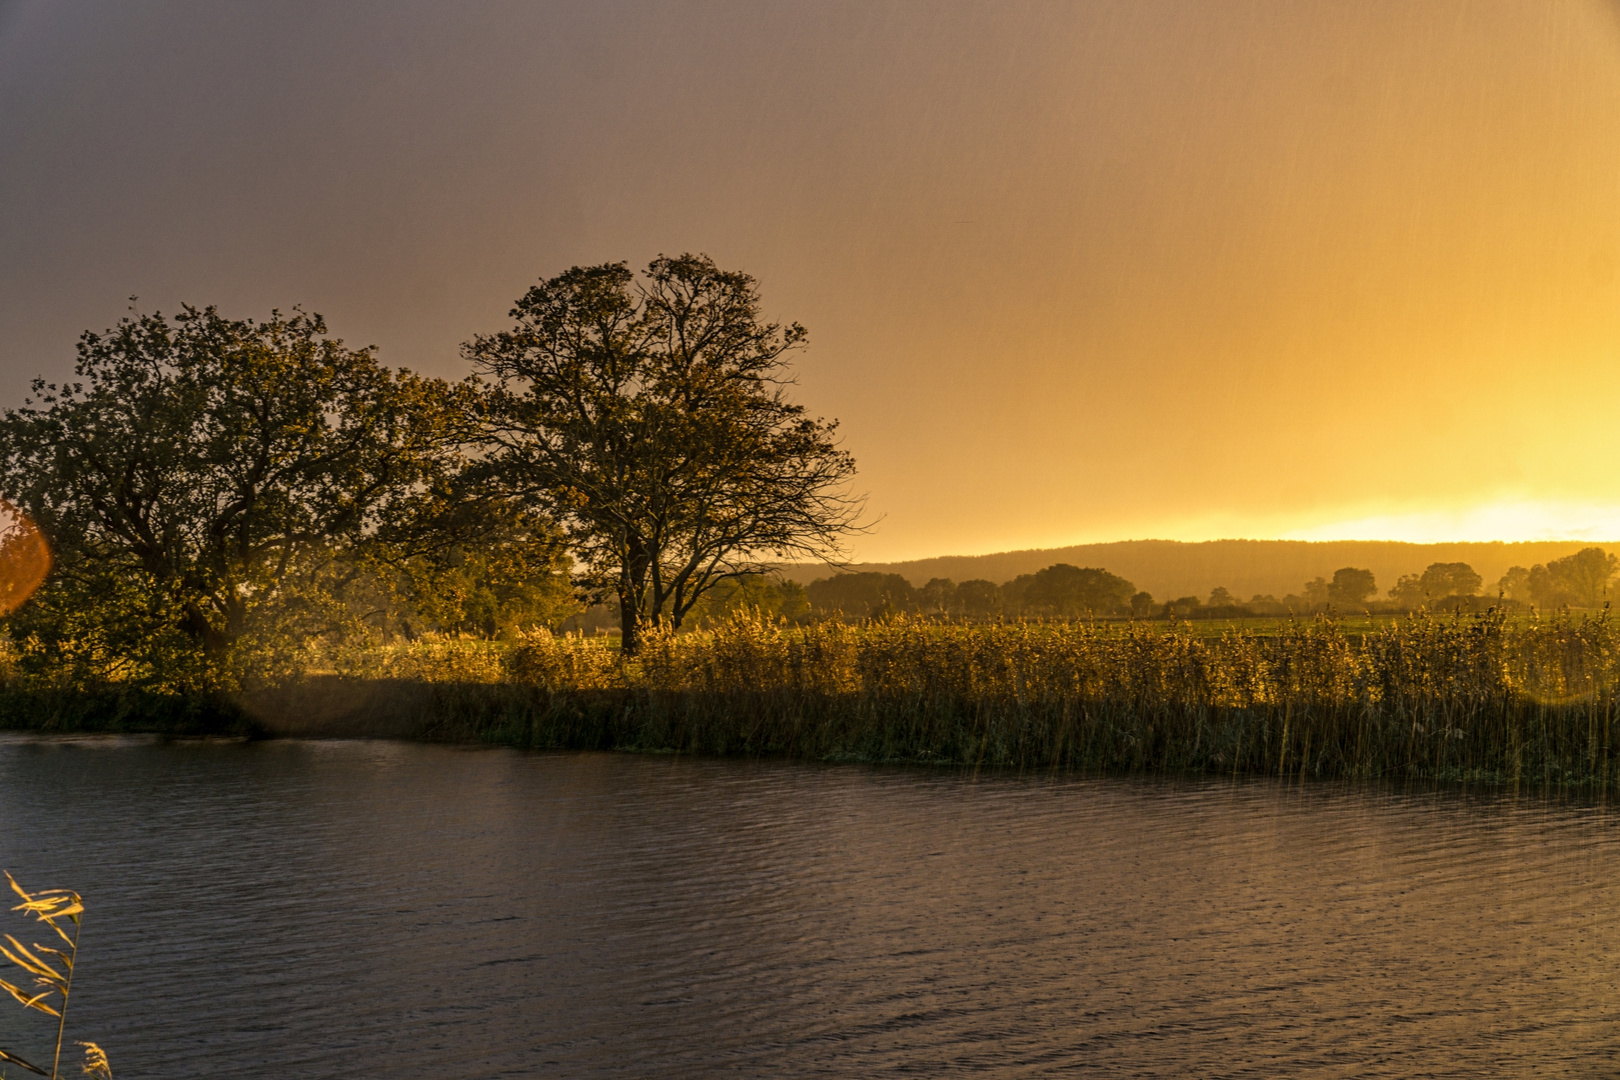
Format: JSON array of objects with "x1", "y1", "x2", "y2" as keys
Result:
[{"x1": 0, "y1": 740, "x2": 1615, "y2": 1076}]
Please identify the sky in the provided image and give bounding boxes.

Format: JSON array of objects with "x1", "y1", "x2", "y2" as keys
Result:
[{"x1": 2, "y1": 0, "x2": 1619, "y2": 562}]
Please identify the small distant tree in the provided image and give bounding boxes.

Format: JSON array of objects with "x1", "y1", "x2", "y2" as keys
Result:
[
  {"x1": 1016, "y1": 564, "x2": 1136, "y2": 618},
  {"x1": 392, "y1": 507, "x2": 579, "y2": 639},
  {"x1": 468, "y1": 254, "x2": 861, "y2": 654},
  {"x1": 777, "y1": 579, "x2": 812, "y2": 622},
  {"x1": 807, "y1": 572, "x2": 915, "y2": 620},
  {"x1": 917, "y1": 578, "x2": 957, "y2": 616},
  {"x1": 1388, "y1": 574, "x2": 1425, "y2": 608},
  {"x1": 1165, "y1": 595, "x2": 1202, "y2": 618},
  {"x1": 955, "y1": 579, "x2": 1001, "y2": 618},
  {"x1": 1129, "y1": 590, "x2": 1156, "y2": 618},
  {"x1": 1419, "y1": 562, "x2": 1482, "y2": 598},
  {"x1": 1528, "y1": 564, "x2": 1559, "y2": 608},
  {"x1": 685, "y1": 575, "x2": 810, "y2": 626},
  {"x1": 1302, "y1": 577, "x2": 1330, "y2": 607},
  {"x1": 1497, "y1": 565, "x2": 1532, "y2": 603},
  {"x1": 1207, "y1": 586, "x2": 1237, "y2": 608},
  {"x1": 1554, "y1": 547, "x2": 1615, "y2": 606},
  {"x1": 1326, "y1": 567, "x2": 1377, "y2": 607}
]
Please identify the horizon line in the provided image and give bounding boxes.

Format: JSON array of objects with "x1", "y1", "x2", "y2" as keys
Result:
[{"x1": 799, "y1": 536, "x2": 1620, "y2": 567}]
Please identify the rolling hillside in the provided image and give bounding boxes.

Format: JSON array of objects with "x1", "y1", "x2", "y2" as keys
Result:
[{"x1": 778, "y1": 539, "x2": 1619, "y2": 604}]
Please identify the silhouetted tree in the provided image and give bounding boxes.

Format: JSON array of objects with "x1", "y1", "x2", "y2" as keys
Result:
[
  {"x1": 1129, "y1": 590, "x2": 1156, "y2": 618},
  {"x1": 1388, "y1": 574, "x2": 1425, "y2": 608},
  {"x1": 955, "y1": 579, "x2": 1000, "y2": 618},
  {"x1": 1497, "y1": 566, "x2": 1531, "y2": 603},
  {"x1": 1326, "y1": 567, "x2": 1376, "y2": 606},
  {"x1": 918, "y1": 577, "x2": 957, "y2": 616},
  {"x1": 807, "y1": 572, "x2": 915, "y2": 620},
  {"x1": 1527, "y1": 547, "x2": 1616, "y2": 608},
  {"x1": 1164, "y1": 595, "x2": 1202, "y2": 618},
  {"x1": 1014, "y1": 563, "x2": 1136, "y2": 618},
  {"x1": 1419, "y1": 562, "x2": 1482, "y2": 598},
  {"x1": 468, "y1": 255, "x2": 861, "y2": 654},
  {"x1": 1303, "y1": 577, "x2": 1330, "y2": 607},
  {"x1": 394, "y1": 504, "x2": 578, "y2": 639},
  {"x1": 685, "y1": 575, "x2": 811, "y2": 627},
  {"x1": 1207, "y1": 586, "x2": 1237, "y2": 608}
]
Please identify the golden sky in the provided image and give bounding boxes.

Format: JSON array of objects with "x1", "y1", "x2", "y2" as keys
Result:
[{"x1": 2, "y1": 1, "x2": 1618, "y2": 561}]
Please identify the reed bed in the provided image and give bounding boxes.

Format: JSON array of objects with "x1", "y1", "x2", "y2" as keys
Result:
[
  {"x1": 321, "y1": 636, "x2": 510, "y2": 684},
  {"x1": 6, "y1": 609, "x2": 1619, "y2": 788},
  {"x1": 490, "y1": 609, "x2": 1620, "y2": 787}
]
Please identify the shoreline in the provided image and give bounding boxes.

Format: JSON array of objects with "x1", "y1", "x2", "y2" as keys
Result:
[{"x1": 1, "y1": 673, "x2": 1616, "y2": 792}]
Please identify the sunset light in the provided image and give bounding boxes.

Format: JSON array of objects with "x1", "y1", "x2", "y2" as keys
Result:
[
  {"x1": 5, "y1": 3, "x2": 1620, "y2": 1075},
  {"x1": 5, "y1": 2, "x2": 1619, "y2": 561},
  {"x1": 1283, "y1": 501, "x2": 1620, "y2": 547}
]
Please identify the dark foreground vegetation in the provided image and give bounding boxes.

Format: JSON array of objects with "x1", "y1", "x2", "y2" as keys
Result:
[{"x1": 10, "y1": 609, "x2": 1620, "y2": 792}]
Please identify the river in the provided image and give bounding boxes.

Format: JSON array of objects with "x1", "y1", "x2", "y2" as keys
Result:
[{"x1": 0, "y1": 737, "x2": 1614, "y2": 1077}]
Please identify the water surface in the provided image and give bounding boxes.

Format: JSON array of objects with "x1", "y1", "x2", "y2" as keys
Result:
[{"x1": 0, "y1": 738, "x2": 1615, "y2": 1078}]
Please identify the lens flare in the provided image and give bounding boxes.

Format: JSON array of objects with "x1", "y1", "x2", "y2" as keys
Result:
[{"x1": 0, "y1": 503, "x2": 50, "y2": 617}]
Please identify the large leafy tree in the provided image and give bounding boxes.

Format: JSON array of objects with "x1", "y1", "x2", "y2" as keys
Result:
[
  {"x1": 468, "y1": 254, "x2": 861, "y2": 654},
  {"x1": 0, "y1": 305, "x2": 480, "y2": 689}
]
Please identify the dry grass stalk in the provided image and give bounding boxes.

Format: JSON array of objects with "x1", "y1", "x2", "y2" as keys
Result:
[{"x1": 0, "y1": 874, "x2": 108, "y2": 1080}]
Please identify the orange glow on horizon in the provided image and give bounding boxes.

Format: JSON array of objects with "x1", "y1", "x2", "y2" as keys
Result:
[{"x1": 5, "y1": 2, "x2": 1620, "y2": 564}]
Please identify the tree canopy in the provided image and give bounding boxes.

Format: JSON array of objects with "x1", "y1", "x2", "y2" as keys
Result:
[
  {"x1": 1327, "y1": 567, "x2": 1377, "y2": 606},
  {"x1": 468, "y1": 254, "x2": 861, "y2": 654},
  {"x1": 1527, "y1": 547, "x2": 1617, "y2": 608},
  {"x1": 1418, "y1": 562, "x2": 1483, "y2": 599},
  {"x1": 1003, "y1": 564, "x2": 1137, "y2": 618},
  {"x1": 807, "y1": 572, "x2": 917, "y2": 620},
  {"x1": 0, "y1": 305, "x2": 477, "y2": 689}
]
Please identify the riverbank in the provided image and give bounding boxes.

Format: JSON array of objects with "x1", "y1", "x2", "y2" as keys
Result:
[{"x1": 2, "y1": 611, "x2": 1617, "y2": 787}]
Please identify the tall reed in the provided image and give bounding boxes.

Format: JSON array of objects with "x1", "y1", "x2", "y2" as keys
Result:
[
  {"x1": 493, "y1": 609, "x2": 1620, "y2": 786},
  {"x1": 0, "y1": 873, "x2": 109, "y2": 1079}
]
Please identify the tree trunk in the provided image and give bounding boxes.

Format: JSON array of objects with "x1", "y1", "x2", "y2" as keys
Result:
[
  {"x1": 182, "y1": 599, "x2": 231, "y2": 659},
  {"x1": 618, "y1": 585, "x2": 642, "y2": 657},
  {"x1": 619, "y1": 537, "x2": 654, "y2": 657}
]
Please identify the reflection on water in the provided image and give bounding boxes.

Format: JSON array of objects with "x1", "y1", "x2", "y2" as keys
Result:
[{"x1": 0, "y1": 738, "x2": 1617, "y2": 1077}]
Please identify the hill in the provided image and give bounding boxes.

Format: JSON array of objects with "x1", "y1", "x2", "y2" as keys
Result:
[{"x1": 778, "y1": 539, "x2": 1619, "y2": 603}]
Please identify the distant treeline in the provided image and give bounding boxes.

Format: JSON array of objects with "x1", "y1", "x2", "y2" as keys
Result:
[
  {"x1": 784, "y1": 538, "x2": 1620, "y2": 611},
  {"x1": 799, "y1": 546, "x2": 1620, "y2": 621}
]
